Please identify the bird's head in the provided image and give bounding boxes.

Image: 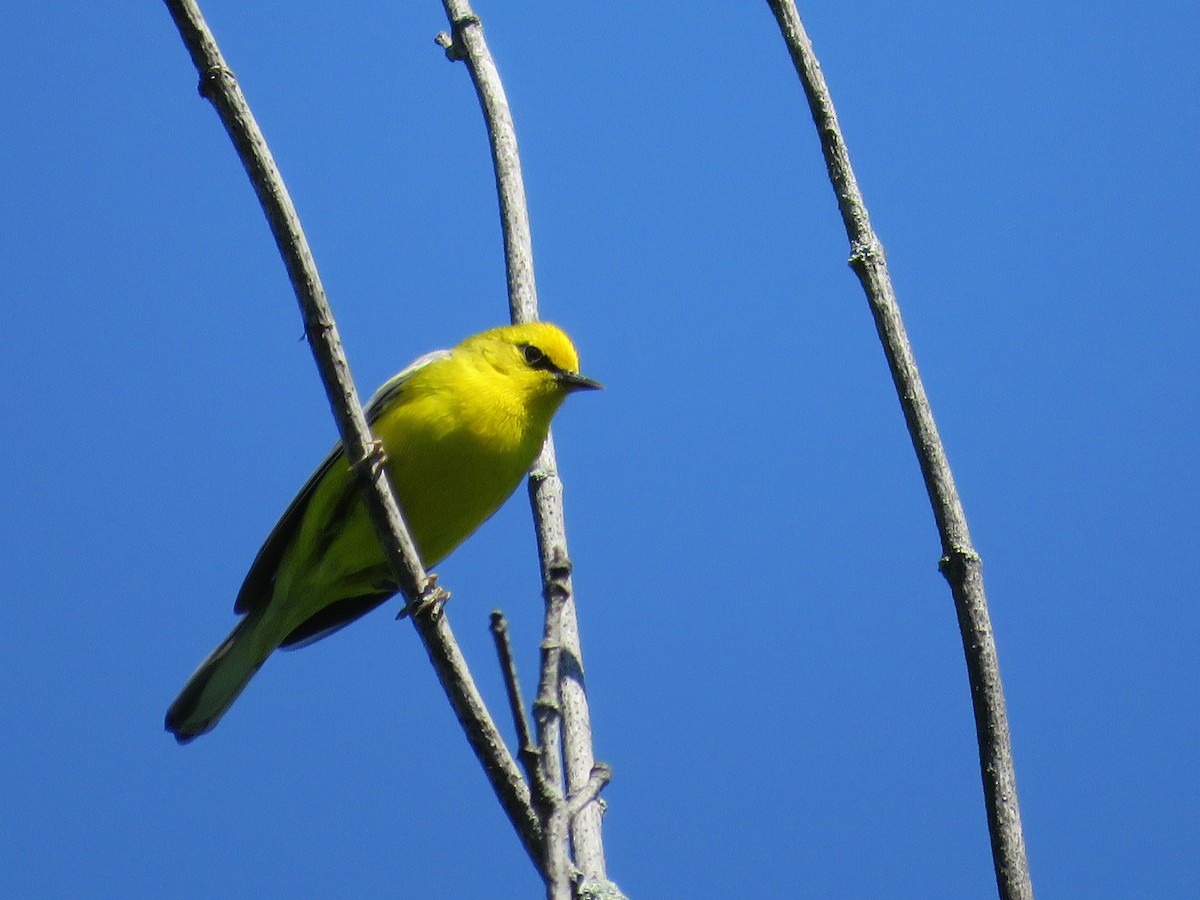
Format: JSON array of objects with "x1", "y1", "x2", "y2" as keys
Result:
[{"x1": 457, "y1": 322, "x2": 602, "y2": 417}]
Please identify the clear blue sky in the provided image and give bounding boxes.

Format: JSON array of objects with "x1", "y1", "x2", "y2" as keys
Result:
[{"x1": 3, "y1": 2, "x2": 1197, "y2": 897}]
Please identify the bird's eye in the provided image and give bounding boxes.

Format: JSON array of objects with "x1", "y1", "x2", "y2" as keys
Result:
[{"x1": 520, "y1": 344, "x2": 552, "y2": 370}]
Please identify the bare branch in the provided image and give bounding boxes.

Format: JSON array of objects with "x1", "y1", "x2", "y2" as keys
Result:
[
  {"x1": 410, "y1": 605, "x2": 544, "y2": 871},
  {"x1": 436, "y1": 1, "x2": 609, "y2": 887},
  {"x1": 528, "y1": 445, "x2": 608, "y2": 882},
  {"x1": 435, "y1": 5, "x2": 536, "y2": 324},
  {"x1": 162, "y1": 0, "x2": 541, "y2": 871},
  {"x1": 764, "y1": 3, "x2": 1033, "y2": 898},
  {"x1": 534, "y1": 567, "x2": 571, "y2": 900}
]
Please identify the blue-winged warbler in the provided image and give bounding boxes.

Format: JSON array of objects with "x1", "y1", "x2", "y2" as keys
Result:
[{"x1": 166, "y1": 322, "x2": 600, "y2": 743}]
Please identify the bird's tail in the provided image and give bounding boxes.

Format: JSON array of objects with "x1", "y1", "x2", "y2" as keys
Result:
[{"x1": 165, "y1": 610, "x2": 272, "y2": 744}]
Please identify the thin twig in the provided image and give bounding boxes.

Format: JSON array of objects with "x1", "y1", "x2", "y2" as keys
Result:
[
  {"x1": 436, "y1": 0, "x2": 609, "y2": 887},
  {"x1": 161, "y1": 0, "x2": 542, "y2": 871},
  {"x1": 764, "y1": 4, "x2": 1033, "y2": 899},
  {"x1": 490, "y1": 610, "x2": 539, "y2": 779}
]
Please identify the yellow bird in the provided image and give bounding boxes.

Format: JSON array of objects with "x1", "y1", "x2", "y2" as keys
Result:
[{"x1": 166, "y1": 322, "x2": 600, "y2": 743}]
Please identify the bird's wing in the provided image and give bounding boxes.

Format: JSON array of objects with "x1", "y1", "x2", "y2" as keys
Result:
[
  {"x1": 232, "y1": 441, "x2": 347, "y2": 615},
  {"x1": 232, "y1": 348, "x2": 452, "y2": 616}
]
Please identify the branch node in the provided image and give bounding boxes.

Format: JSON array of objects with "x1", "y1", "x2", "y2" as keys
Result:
[
  {"x1": 452, "y1": 13, "x2": 483, "y2": 33},
  {"x1": 848, "y1": 235, "x2": 884, "y2": 271},
  {"x1": 519, "y1": 742, "x2": 542, "y2": 770},
  {"x1": 303, "y1": 317, "x2": 334, "y2": 344},
  {"x1": 565, "y1": 763, "x2": 612, "y2": 818},
  {"x1": 575, "y1": 877, "x2": 629, "y2": 900},
  {"x1": 938, "y1": 545, "x2": 983, "y2": 579},
  {"x1": 197, "y1": 64, "x2": 233, "y2": 100},
  {"x1": 544, "y1": 547, "x2": 573, "y2": 582},
  {"x1": 533, "y1": 696, "x2": 561, "y2": 720},
  {"x1": 433, "y1": 30, "x2": 462, "y2": 61},
  {"x1": 435, "y1": 17, "x2": 479, "y2": 62}
]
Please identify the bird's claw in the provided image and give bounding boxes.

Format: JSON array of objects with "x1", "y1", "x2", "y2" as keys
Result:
[
  {"x1": 396, "y1": 573, "x2": 451, "y2": 620},
  {"x1": 350, "y1": 439, "x2": 387, "y2": 479}
]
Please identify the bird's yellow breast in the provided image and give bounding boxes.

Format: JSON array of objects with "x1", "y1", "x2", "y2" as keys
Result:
[{"x1": 376, "y1": 355, "x2": 551, "y2": 566}]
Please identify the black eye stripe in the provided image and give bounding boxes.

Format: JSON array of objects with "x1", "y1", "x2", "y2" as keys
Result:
[{"x1": 518, "y1": 343, "x2": 558, "y2": 372}]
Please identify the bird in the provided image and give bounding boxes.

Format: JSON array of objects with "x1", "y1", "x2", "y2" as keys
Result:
[{"x1": 165, "y1": 322, "x2": 601, "y2": 743}]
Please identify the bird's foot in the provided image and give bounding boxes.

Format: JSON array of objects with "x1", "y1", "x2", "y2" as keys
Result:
[
  {"x1": 396, "y1": 573, "x2": 451, "y2": 621},
  {"x1": 350, "y1": 439, "x2": 388, "y2": 478}
]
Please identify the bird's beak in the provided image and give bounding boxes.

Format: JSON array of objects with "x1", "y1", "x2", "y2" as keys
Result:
[{"x1": 556, "y1": 371, "x2": 604, "y2": 392}]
